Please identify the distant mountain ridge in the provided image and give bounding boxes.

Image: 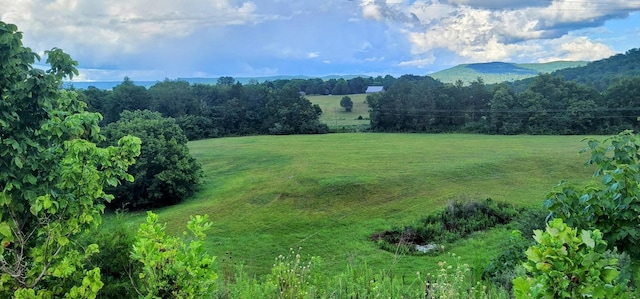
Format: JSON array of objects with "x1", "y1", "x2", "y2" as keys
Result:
[
  {"x1": 63, "y1": 75, "x2": 366, "y2": 90},
  {"x1": 429, "y1": 61, "x2": 588, "y2": 84},
  {"x1": 65, "y1": 49, "x2": 640, "y2": 91}
]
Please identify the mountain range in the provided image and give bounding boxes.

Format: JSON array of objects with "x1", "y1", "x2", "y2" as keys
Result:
[{"x1": 64, "y1": 48, "x2": 640, "y2": 90}]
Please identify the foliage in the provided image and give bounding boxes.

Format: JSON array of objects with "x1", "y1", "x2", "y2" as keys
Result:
[
  {"x1": 372, "y1": 198, "x2": 519, "y2": 253},
  {"x1": 217, "y1": 249, "x2": 508, "y2": 299},
  {"x1": 550, "y1": 48, "x2": 640, "y2": 91},
  {"x1": 265, "y1": 87, "x2": 329, "y2": 135},
  {"x1": 263, "y1": 248, "x2": 321, "y2": 299},
  {"x1": 513, "y1": 219, "x2": 626, "y2": 298},
  {"x1": 482, "y1": 230, "x2": 531, "y2": 292},
  {"x1": 72, "y1": 49, "x2": 640, "y2": 137},
  {"x1": 131, "y1": 212, "x2": 217, "y2": 299},
  {"x1": 0, "y1": 21, "x2": 141, "y2": 297},
  {"x1": 102, "y1": 110, "x2": 202, "y2": 209},
  {"x1": 545, "y1": 131, "x2": 640, "y2": 257},
  {"x1": 81, "y1": 216, "x2": 140, "y2": 298},
  {"x1": 339, "y1": 96, "x2": 353, "y2": 112},
  {"x1": 483, "y1": 208, "x2": 548, "y2": 291}
]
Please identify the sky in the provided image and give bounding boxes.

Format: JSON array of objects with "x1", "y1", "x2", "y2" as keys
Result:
[{"x1": 1, "y1": 0, "x2": 639, "y2": 82}]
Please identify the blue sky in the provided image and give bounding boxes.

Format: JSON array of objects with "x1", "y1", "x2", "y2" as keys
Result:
[{"x1": 1, "y1": 0, "x2": 639, "y2": 81}]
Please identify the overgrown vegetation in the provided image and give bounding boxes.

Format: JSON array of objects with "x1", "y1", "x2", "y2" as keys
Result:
[{"x1": 372, "y1": 198, "x2": 520, "y2": 254}]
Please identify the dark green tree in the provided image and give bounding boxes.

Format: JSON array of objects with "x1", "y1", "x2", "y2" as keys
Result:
[
  {"x1": 332, "y1": 79, "x2": 349, "y2": 95},
  {"x1": 603, "y1": 76, "x2": 640, "y2": 132},
  {"x1": 340, "y1": 96, "x2": 353, "y2": 112},
  {"x1": 102, "y1": 110, "x2": 202, "y2": 209},
  {"x1": 266, "y1": 87, "x2": 328, "y2": 134},
  {"x1": 490, "y1": 84, "x2": 523, "y2": 134},
  {"x1": 149, "y1": 79, "x2": 203, "y2": 118},
  {"x1": 216, "y1": 76, "x2": 235, "y2": 86},
  {"x1": 104, "y1": 77, "x2": 151, "y2": 124}
]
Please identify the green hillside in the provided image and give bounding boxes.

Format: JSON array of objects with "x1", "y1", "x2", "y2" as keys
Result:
[
  {"x1": 106, "y1": 133, "x2": 596, "y2": 278},
  {"x1": 430, "y1": 61, "x2": 587, "y2": 85}
]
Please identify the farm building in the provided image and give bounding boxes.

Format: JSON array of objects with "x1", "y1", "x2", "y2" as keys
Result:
[{"x1": 365, "y1": 86, "x2": 384, "y2": 93}]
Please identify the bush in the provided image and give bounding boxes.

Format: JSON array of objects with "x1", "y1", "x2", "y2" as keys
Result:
[
  {"x1": 103, "y1": 110, "x2": 202, "y2": 209},
  {"x1": 372, "y1": 198, "x2": 520, "y2": 253},
  {"x1": 131, "y1": 212, "x2": 218, "y2": 298},
  {"x1": 513, "y1": 218, "x2": 628, "y2": 298},
  {"x1": 545, "y1": 131, "x2": 640, "y2": 258},
  {"x1": 81, "y1": 216, "x2": 140, "y2": 298}
]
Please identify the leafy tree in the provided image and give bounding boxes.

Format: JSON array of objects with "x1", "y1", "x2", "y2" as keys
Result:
[
  {"x1": 216, "y1": 76, "x2": 235, "y2": 86},
  {"x1": 603, "y1": 76, "x2": 640, "y2": 132},
  {"x1": 82, "y1": 216, "x2": 140, "y2": 298},
  {"x1": 331, "y1": 79, "x2": 349, "y2": 95},
  {"x1": 545, "y1": 131, "x2": 640, "y2": 257},
  {"x1": 104, "y1": 77, "x2": 152, "y2": 124},
  {"x1": 490, "y1": 84, "x2": 523, "y2": 134},
  {"x1": 266, "y1": 87, "x2": 328, "y2": 135},
  {"x1": 102, "y1": 110, "x2": 202, "y2": 209},
  {"x1": 77, "y1": 86, "x2": 110, "y2": 124},
  {"x1": 175, "y1": 114, "x2": 216, "y2": 140},
  {"x1": 0, "y1": 21, "x2": 141, "y2": 297},
  {"x1": 340, "y1": 96, "x2": 353, "y2": 112},
  {"x1": 149, "y1": 80, "x2": 202, "y2": 118},
  {"x1": 131, "y1": 212, "x2": 217, "y2": 298}
]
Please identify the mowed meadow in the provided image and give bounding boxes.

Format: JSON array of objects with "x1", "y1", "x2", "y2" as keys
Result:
[
  {"x1": 107, "y1": 133, "x2": 598, "y2": 278},
  {"x1": 307, "y1": 94, "x2": 370, "y2": 130}
]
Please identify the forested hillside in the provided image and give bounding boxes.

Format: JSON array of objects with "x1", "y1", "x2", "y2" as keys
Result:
[
  {"x1": 510, "y1": 48, "x2": 640, "y2": 92},
  {"x1": 369, "y1": 49, "x2": 640, "y2": 135}
]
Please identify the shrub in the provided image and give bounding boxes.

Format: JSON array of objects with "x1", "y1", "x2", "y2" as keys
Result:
[
  {"x1": 372, "y1": 198, "x2": 520, "y2": 253},
  {"x1": 103, "y1": 110, "x2": 202, "y2": 209},
  {"x1": 131, "y1": 212, "x2": 218, "y2": 298},
  {"x1": 513, "y1": 218, "x2": 627, "y2": 298},
  {"x1": 545, "y1": 131, "x2": 640, "y2": 258},
  {"x1": 82, "y1": 216, "x2": 140, "y2": 298}
]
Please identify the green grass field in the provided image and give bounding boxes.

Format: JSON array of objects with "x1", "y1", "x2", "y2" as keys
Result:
[
  {"x1": 306, "y1": 94, "x2": 370, "y2": 130},
  {"x1": 109, "y1": 133, "x2": 598, "y2": 278}
]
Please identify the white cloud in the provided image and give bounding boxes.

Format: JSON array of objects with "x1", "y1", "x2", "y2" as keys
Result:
[
  {"x1": 537, "y1": 36, "x2": 615, "y2": 62},
  {"x1": 0, "y1": 0, "x2": 637, "y2": 80},
  {"x1": 365, "y1": 56, "x2": 385, "y2": 62},
  {"x1": 363, "y1": 0, "x2": 640, "y2": 65},
  {"x1": 398, "y1": 56, "x2": 436, "y2": 67},
  {"x1": 0, "y1": 0, "x2": 263, "y2": 64},
  {"x1": 362, "y1": 2, "x2": 383, "y2": 20}
]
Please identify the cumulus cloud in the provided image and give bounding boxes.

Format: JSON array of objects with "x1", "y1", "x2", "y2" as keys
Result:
[
  {"x1": 0, "y1": 0, "x2": 265, "y2": 68},
  {"x1": 537, "y1": 36, "x2": 616, "y2": 62},
  {"x1": 0, "y1": 0, "x2": 636, "y2": 80},
  {"x1": 362, "y1": 0, "x2": 640, "y2": 66}
]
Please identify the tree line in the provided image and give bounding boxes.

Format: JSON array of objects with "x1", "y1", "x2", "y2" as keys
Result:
[
  {"x1": 78, "y1": 77, "x2": 330, "y2": 140},
  {"x1": 368, "y1": 74, "x2": 640, "y2": 135}
]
